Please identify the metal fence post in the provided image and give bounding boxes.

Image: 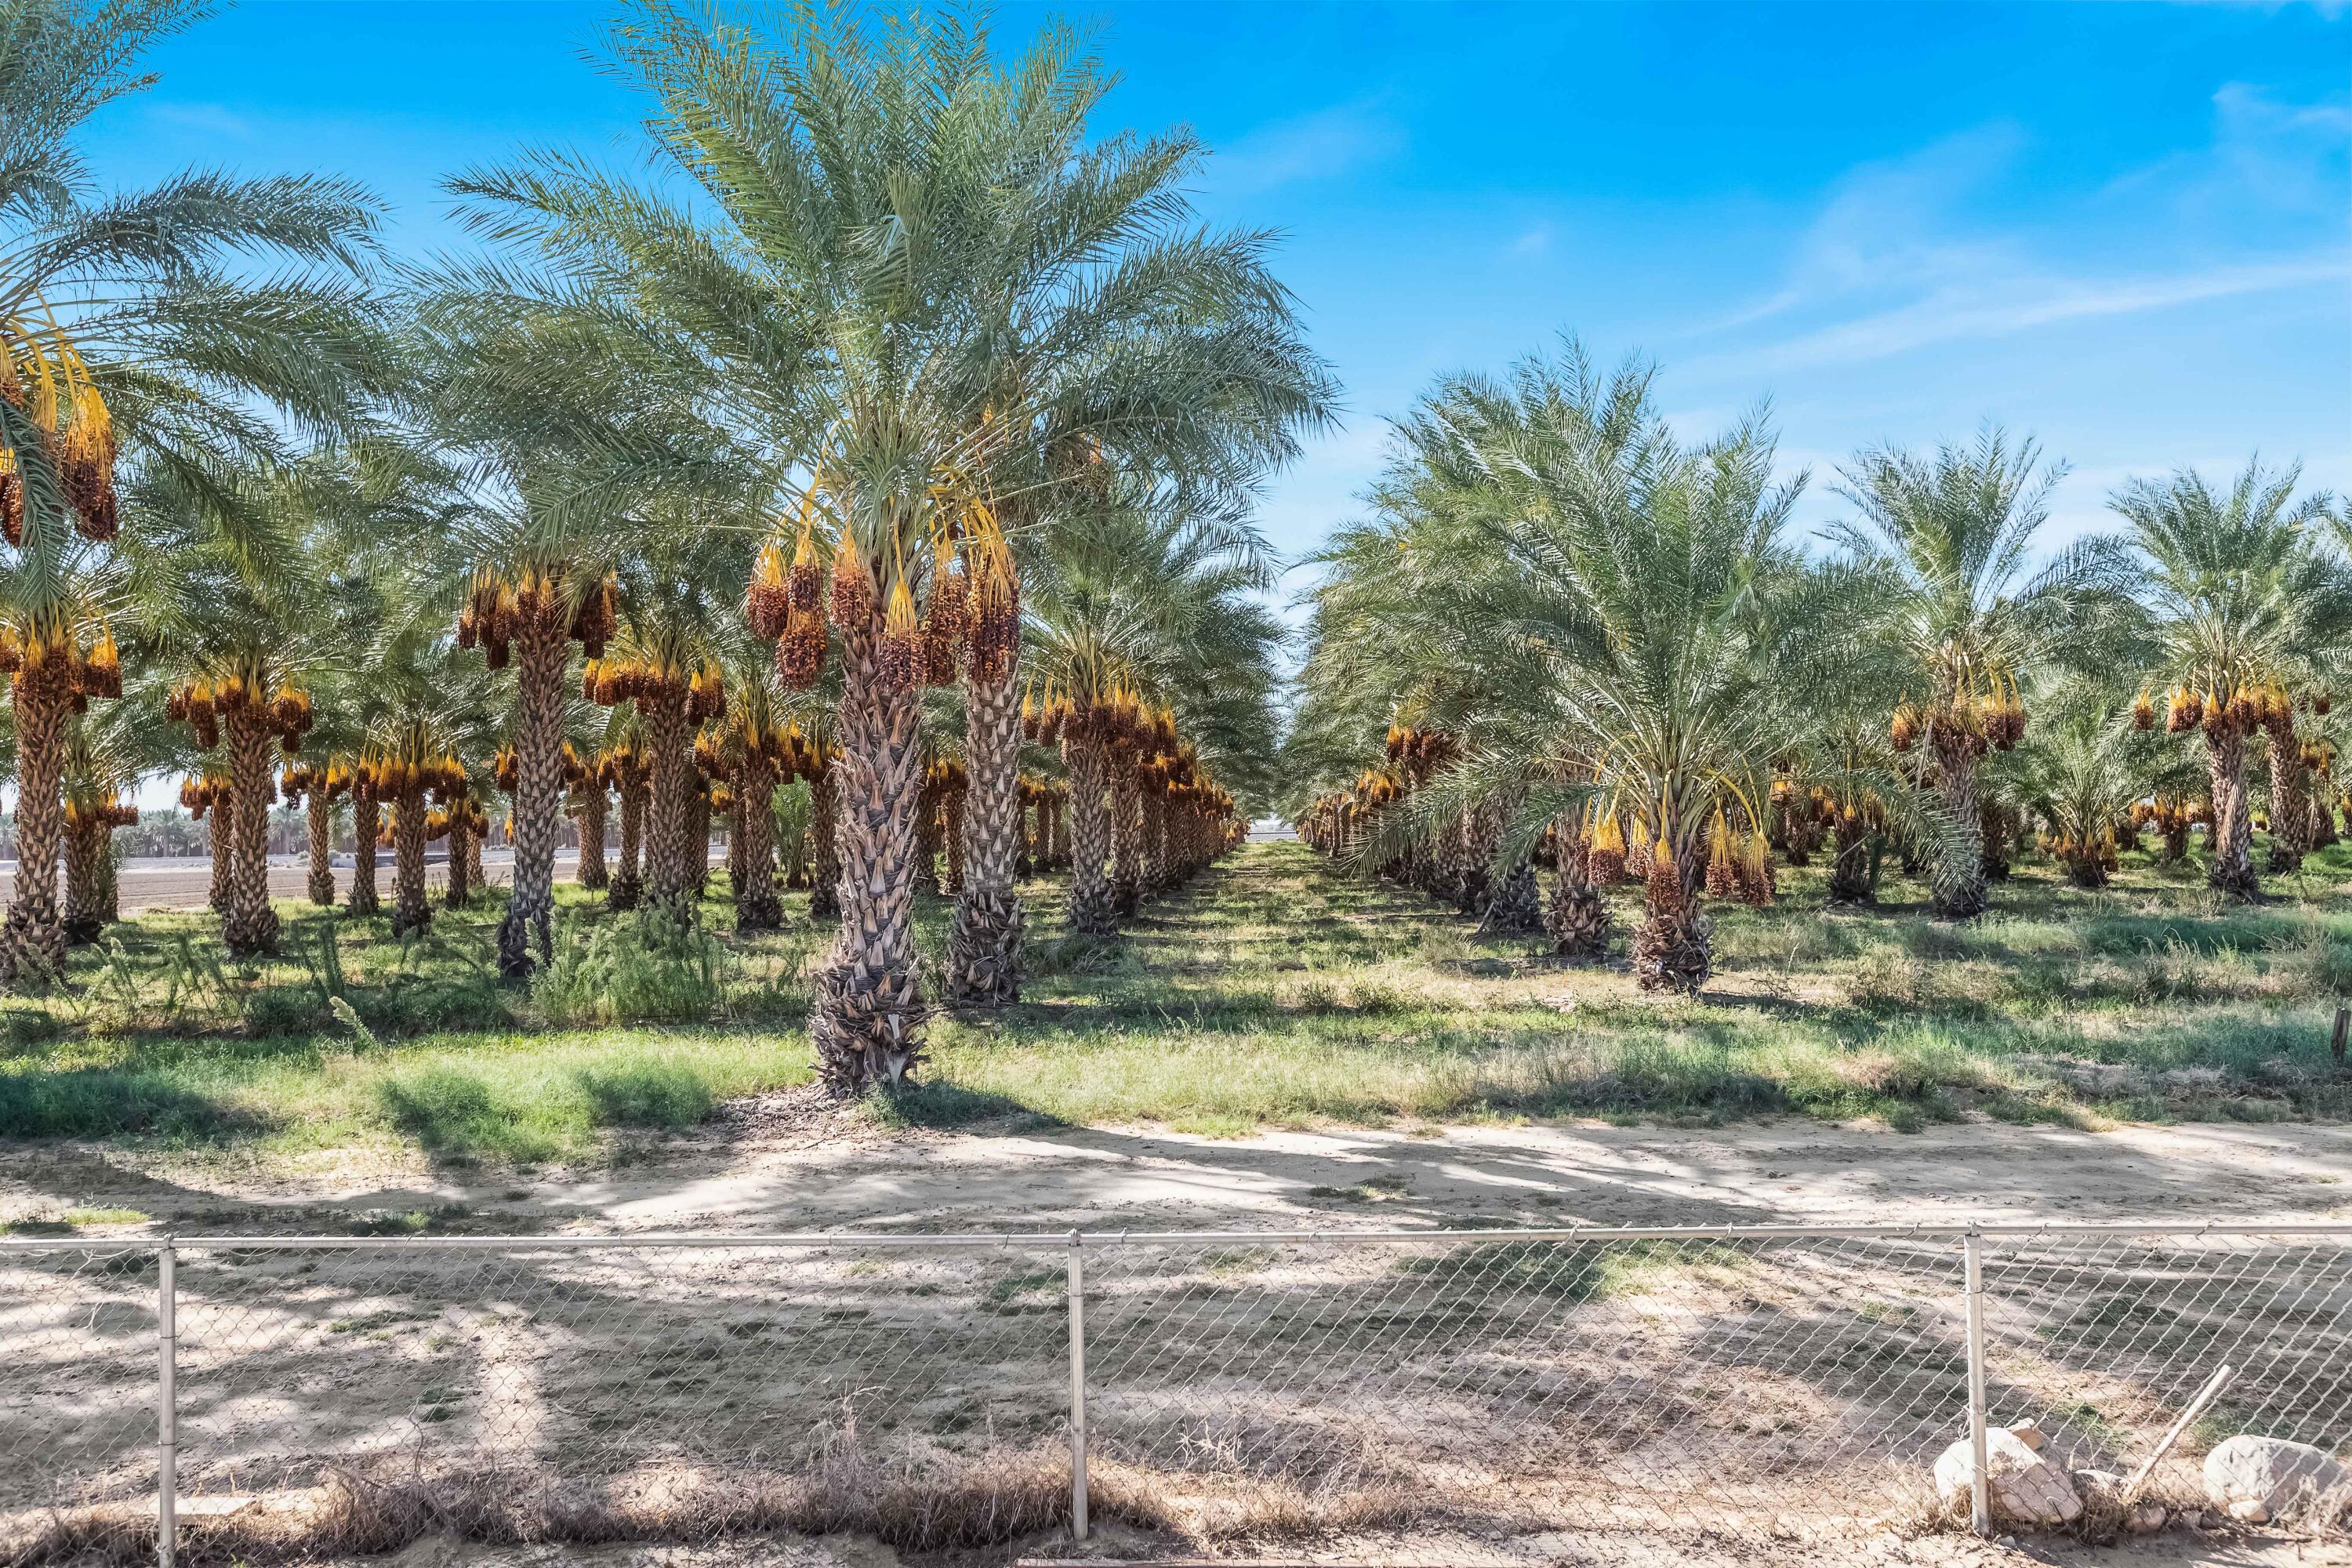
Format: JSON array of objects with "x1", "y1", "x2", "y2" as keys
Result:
[
  {"x1": 1067, "y1": 1229, "x2": 1089, "y2": 1541},
  {"x1": 157, "y1": 1240, "x2": 177, "y2": 1568},
  {"x1": 1963, "y1": 1229, "x2": 1990, "y2": 1536}
]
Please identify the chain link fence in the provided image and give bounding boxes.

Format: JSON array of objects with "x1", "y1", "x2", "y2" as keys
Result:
[{"x1": 2, "y1": 1225, "x2": 2347, "y2": 1566}]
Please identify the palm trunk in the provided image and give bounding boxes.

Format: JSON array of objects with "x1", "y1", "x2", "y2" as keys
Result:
[
  {"x1": 1488, "y1": 852, "x2": 1542, "y2": 933},
  {"x1": 306, "y1": 792, "x2": 336, "y2": 906},
  {"x1": 1827, "y1": 810, "x2": 1878, "y2": 905},
  {"x1": 497, "y1": 621, "x2": 567, "y2": 975},
  {"x1": 2266, "y1": 726, "x2": 2307, "y2": 874},
  {"x1": 1142, "y1": 791, "x2": 1169, "y2": 895},
  {"x1": 810, "y1": 625, "x2": 927, "y2": 1095},
  {"x1": 223, "y1": 706, "x2": 280, "y2": 957},
  {"x1": 947, "y1": 671, "x2": 1024, "y2": 1005},
  {"x1": 642, "y1": 697, "x2": 694, "y2": 914},
  {"x1": 688, "y1": 788, "x2": 712, "y2": 902},
  {"x1": 2, "y1": 677, "x2": 68, "y2": 982},
  {"x1": 390, "y1": 795, "x2": 430, "y2": 936},
  {"x1": 726, "y1": 785, "x2": 748, "y2": 898},
  {"x1": 2208, "y1": 729, "x2": 2259, "y2": 901},
  {"x1": 207, "y1": 800, "x2": 232, "y2": 916},
  {"x1": 1110, "y1": 758, "x2": 1142, "y2": 918},
  {"x1": 1929, "y1": 728, "x2": 1987, "y2": 919},
  {"x1": 1633, "y1": 836, "x2": 1711, "y2": 993},
  {"x1": 1064, "y1": 734, "x2": 1117, "y2": 937},
  {"x1": 612, "y1": 777, "x2": 645, "y2": 910},
  {"x1": 1544, "y1": 822, "x2": 1610, "y2": 960},
  {"x1": 347, "y1": 799, "x2": 379, "y2": 917},
  {"x1": 734, "y1": 757, "x2": 782, "y2": 931},
  {"x1": 809, "y1": 768, "x2": 842, "y2": 920},
  {"x1": 942, "y1": 786, "x2": 966, "y2": 895},
  {"x1": 63, "y1": 817, "x2": 104, "y2": 946},
  {"x1": 576, "y1": 788, "x2": 610, "y2": 890},
  {"x1": 445, "y1": 813, "x2": 472, "y2": 909},
  {"x1": 465, "y1": 819, "x2": 482, "y2": 895}
]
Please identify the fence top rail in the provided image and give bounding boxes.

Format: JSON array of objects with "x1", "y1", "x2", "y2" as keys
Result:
[{"x1": 2, "y1": 1219, "x2": 2350, "y2": 1252}]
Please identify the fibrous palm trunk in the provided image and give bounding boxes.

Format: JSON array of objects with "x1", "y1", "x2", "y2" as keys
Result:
[
  {"x1": 208, "y1": 803, "x2": 232, "y2": 916},
  {"x1": 2267, "y1": 727, "x2": 2307, "y2": 875},
  {"x1": 1110, "y1": 760, "x2": 1142, "y2": 919},
  {"x1": 947, "y1": 673, "x2": 1023, "y2": 1005},
  {"x1": 1487, "y1": 852, "x2": 1542, "y2": 933},
  {"x1": 810, "y1": 626, "x2": 927, "y2": 1095},
  {"x1": 726, "y1": 786, "x2": 747, "y2": 898},
  {"x1": 63, "y1": 818, "x2": 105, "y2": 946},
  {"x1": 1544, "y1": 826, "x2": 1610, "y2": 960},
  {"x1": 2208, "y1": 730, "x2": 2259, "y2": 901},
  {"x1": 576, "y1": 788, "x2": 609, "y2": 890},
  {"x1": 1633, "y1": 845, "x2": 1710, "y2": 993},
  {"x1": 1827, "y1": 814, "x2": 1878, "y2": 905},
  {"x1": 445, "y1": 815, "x2": 472, "y2": 909},
  {"x1": 612, "y1": 779, "x2": 644, "y2": 910},
  {"x1": 734, "y1": 757, "x2": 782, "y2": 931},
  {"x1": 642, "y1": 697, "x2": 694, "y2": 914},
  {"x1": 1064, "y1": 735, "x2": 1116, "y2": 937},
  {"x1": 1142, "y1": 793, "x2": 1169, "y2": 896},
  {"x1": 347, "y1": 800, "x2": 379, "y2": 917},
  {"x1": 497, "y1": 620, "x2": 567, "y2": 975},
  {"x1": 306, "y1": 793, "x2": 336, "y2": 906},
  {"x1": 942, "y1": 786, "x2": 965, "y2": 896},
  {"x1": 1929, "y1": 729, "x2": 1987, "y2": 919},
  {"x1": 688, "y1": 789, "x2": 712, "y2": 903},
  {"x1": 2, "y1": 677, "x2": 67, "y2": 982},
  {"x1": 390, "y1": 796, "x2": 430, "y2": 936},
  {"x1": 809, "y1": 770, "x2": 842, "y2": 921},
  {"x1": 223, "y1": 707, "x2": 280, "y2": 957}
]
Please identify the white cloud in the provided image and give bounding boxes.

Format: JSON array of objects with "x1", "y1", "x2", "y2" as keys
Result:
[
  {"x1": 1677, "y1": 96, "x2": 2350, "y2": 379},
  {"x1": 1736, "y1": 253, "x2": 2344, "y2": 374},
  {"x1": 1211, "y1": 103, "x2": 1403, "y2": 194}
]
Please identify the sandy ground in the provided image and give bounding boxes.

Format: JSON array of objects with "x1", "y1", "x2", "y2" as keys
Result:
[{"x1": 9, "y1": 1101, "x2": 2348, "y2": 1237}]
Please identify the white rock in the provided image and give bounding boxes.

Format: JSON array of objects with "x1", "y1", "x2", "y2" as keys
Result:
[
  {"x1": 2126, "y1": 1502, "x2": 2169, "y2": 1534},
  {"x1": 2202, "y1": 1435, "x2": 2349, "y2": 1523},
  {"x1": 1935, "y1": 1427, "x2": 2086, "y2": 1527}
]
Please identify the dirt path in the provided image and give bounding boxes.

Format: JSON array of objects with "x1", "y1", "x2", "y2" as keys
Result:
[{"x1": 11, "y1": 1104, "x2": 2350, "y2": 1236}]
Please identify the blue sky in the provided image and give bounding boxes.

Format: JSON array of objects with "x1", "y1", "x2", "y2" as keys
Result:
[{"x1": 82, "y1": 0, "x2": 2352, "y2": 581}]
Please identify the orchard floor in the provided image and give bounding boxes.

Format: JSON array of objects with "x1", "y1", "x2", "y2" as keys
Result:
[{"x1": 0, "y1": 836, "x2": 2349, "y2": 1229}]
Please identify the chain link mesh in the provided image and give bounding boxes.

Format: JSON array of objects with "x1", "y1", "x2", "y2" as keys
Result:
[{"x1": 2, "y1": 1227, "x2": 2346, "y2": 1566}]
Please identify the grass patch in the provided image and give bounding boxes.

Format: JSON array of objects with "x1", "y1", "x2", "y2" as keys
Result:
[{"x1": 1, "y1": 837, "x2": 2347, "y2": 1167}]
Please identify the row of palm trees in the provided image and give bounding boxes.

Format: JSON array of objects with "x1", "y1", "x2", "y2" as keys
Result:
[
  {"x1": 0, "y1": 0, "x2": 1327, "y2": 1093},
  {"x1": 1290, "y1": 341, "x2": 2347, "y2": 992}
]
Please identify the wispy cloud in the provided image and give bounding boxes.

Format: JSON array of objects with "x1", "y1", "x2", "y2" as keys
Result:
[
  {"x1": 1680, "y1": 96, "x2": 2350, "y2": 379},
  {"x1": 148, "y1": 102, "x2": 254, "y2": 139},
  {"x1": 1740, "y1": 254, "x2": 2344, "y2": 373},
  {"x1": 1212, "y1": 103, "x2": 1402, "y2": 194}
]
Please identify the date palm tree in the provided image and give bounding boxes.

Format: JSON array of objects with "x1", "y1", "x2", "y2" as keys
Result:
[
  {"x1": 1, "y1": 0, "x2": 388, "y2": 978},
  {"x1": 448, "y1": 2, "x2": 1325, "y2": 1092},
  {"x1": 2107, "y1": 460, "x2": 2350, "y2": 901},
  {"x1": 1830, "y1": 430, "x2": 2118, "y2": 920}
]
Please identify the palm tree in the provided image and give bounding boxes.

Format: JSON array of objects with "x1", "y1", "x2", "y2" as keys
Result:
[
  {"x1": 2108, "y1": 460, "x2": 2349, "y2": 901},
  {"x1": 2014, "y1": 686, "x2": 2157, "y2": 889},
  {"x1": 448, "y1": 4, "x2": 1326, "y2": 1091},
  {"x1": 1303, "y1": 345, "x2": 1899, "y2": 992},
  {"x1": 1831, "y1": 430, "x2": 2114, "y2": 920},
  {"x1": 1, "y1": 0, "x2": 387, "y2": 978}
]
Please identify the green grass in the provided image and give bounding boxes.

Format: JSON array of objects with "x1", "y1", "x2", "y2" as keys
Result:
[{"x1": 2, "y1": 835, "x2": 2349, "y2": 1169}]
